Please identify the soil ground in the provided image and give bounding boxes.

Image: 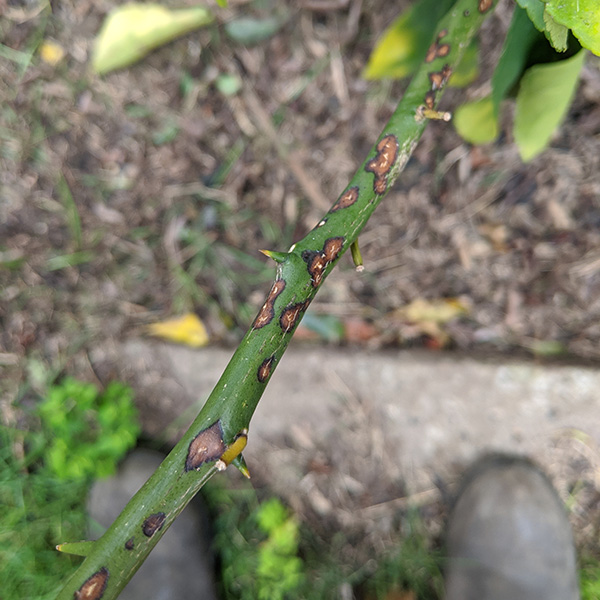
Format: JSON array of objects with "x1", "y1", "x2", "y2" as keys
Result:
[{"x1": 2, "y1": 0, "x2": 600, "y2": 594}]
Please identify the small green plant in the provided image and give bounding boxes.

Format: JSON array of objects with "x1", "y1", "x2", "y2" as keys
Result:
[
  {"x1": 36, "y1": 377, "x2": 140, "y2": 480},
  {"x1": 1, "y1": 377, "x2": 139, "y2": 600},
  {"x1": 205, "y1": 483, "x2": 305, "y2": 600},
  {"x1": 0, "y1": 425, "x2": 88, "y2": 600},
  {"x1": 580, "y1": 558, "x2": 600, "y2": 600}
]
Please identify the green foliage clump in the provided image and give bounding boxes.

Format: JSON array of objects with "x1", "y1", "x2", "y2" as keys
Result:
[
  {"x1": 366, "y1": 0, "x2": 598, "y2": 161},
  {"x1": 206, "y1": 483, "x2": 305, "y2": 600},
  {"x1": 36, "y1": 377, "x2": 140, "y2": 480},
  {"x1": 254, "y1": 498, "x2": 304, "y2": 600},
  {"x1": 0, "y1": 377, "x2": 139, "y2": 600},
  {"x1": 0, "y1": 431, "x2": 88, "y2": 599},
  {"x1": 580, "y1": 559, "x2": 600, "y2": 600}
]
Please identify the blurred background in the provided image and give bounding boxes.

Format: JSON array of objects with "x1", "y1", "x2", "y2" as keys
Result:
[{"x1": 2, "y1": 0, "x2": 600, "y2": 598}]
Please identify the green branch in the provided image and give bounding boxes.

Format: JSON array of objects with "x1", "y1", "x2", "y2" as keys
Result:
[{"x1": 57, "y1": 1, "x2": 494, "y2": 598}]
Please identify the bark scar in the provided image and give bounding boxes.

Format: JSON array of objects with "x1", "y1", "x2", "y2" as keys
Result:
[
  {"x1": 425, "y1": 29, "x2": 450, "y2": 63},
  {"x1": 257, "y1": 355, "x2": 276, "y2": 383},
  {"x1": 280, "y1": 301, "x2": 310, "y2": 333},
  {"x1": 479, "y1": 0, "x2": 493, "y2": 13},
  {"x1": 142, "y1": 512, "x2": 166, "y2": 537},
  {"x1": 331, "y1": 186, "x2": 359, "y2": 212},
  {"x1": 74, "y1": 567, "x2": 109, "y2": 600},
  {"x1": 365, "y1": 135, "x2": 399, "y2": 195},
  {"x1": 302, "y1": 236, "x2": 345, "y2": 288},
  {"x1": 253, "y1": 279, "x2": 286, "y2": 329},
  {"x1": 185, "y1": 421, "x2": 226, "y2": 472}
]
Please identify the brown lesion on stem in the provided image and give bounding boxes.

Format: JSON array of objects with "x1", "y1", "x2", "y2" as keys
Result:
[
  {"x1": 142, "y1": 512, "x2": 166, "y2": 538},
  {"x1": 257, "y1": 355, "x2": 276, "y2": 383},
  {"x1": 185, "y1": 421, "x2": 226, "y2": 472},
  {"x1": 429, "y1": 64, "x2": 452, "y2": 91},
  {"x1": 323, "y1": 236, "x2": 344, "y2": 262},
  {"x1": 252, "y1": 279, "x2": 286, "y2": 329},
  {"x1": 302, "y1": 236, "x2": 345, "y2": 288},
  {"x1": 425, "y1": 29, "x2": 450, "y2": 63},
  {"x1": 280, "y1": 301, "x2": 309, "y2": 333},
  {"x1": 478, "y1": 0, "x2": 493, "y2": 13},
  {"x1": 330, "y1": 186, "x2": 359, "y2": 212},
  {"x1": 418, "y1": 64, "x2": 453, "y2": 123},
  {"x1": 365, "y1": 135, "x2": 399, "y2": 195},
  {"x1": 124, "y1": 538, "x2": 135, "y2": 551},
  {"x1": 74, "y1": 567, "x2": 109, "y2": 600}
]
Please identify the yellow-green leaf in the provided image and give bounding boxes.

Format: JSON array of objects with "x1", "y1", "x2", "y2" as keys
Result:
[
  {"x1": 514, "y1": 49, "x2": 586, "y2": 161},
  {"x1": 364, "y1": 0, "x2": 454, "y2": 80},
  {"x1": 544, "y1": 0, "x2": 600, "y2": 56},
  {"x1": 448, "y1": 39, "x2": 479, "y2": 88},
  {"x1": 92, "y1": 3, "x2": 213, "y2": 75},
  {"x1": 454, "y1": 96, "x2": 499, "y2": 145},
  {"x1": 542, "y1": 6, "x2": 568, "y2": 52},
  {"x1": 147, "y1": 313, "x2": 210, "y2": 347},
  {"x1": 400, "y1": 297, "x2": 469, "y2": 325}
]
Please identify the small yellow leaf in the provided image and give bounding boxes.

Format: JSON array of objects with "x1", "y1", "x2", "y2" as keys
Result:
[
  {"x1": 39, "y1": 40, "x2": 65, "y2": 65},
  {"x1": 400, "y1": 297, "x2": 469, "y2": 325},
  {"x1": 147, "y1": 313, "x2": 209, "y2": 347},
  {"x1": 92, "y1": 3, "x2": 213, "y2": 75}
]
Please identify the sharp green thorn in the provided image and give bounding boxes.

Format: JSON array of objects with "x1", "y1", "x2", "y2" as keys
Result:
[
  {"x1": 231, "y1": 454, "x2": 251, "y2": 479},
  {"x1": 56, "y1": 540, "x2": 95, "y2": 557},
  {"x1": 259, "y1": 249, "x2": 288, "y2": 263}
]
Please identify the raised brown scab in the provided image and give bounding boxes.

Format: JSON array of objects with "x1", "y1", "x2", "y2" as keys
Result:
[
  {"x1": 478, "y1": 0, "x2": 493, "y2": 12},
  {"x1": 331, "y1": 186, "x2": 359, "y2": 212},
  {"x1": 142, "y1": 512, "x2": 166, "y2": 538},
  {"x1": 125, "y1": 537, "x2": 135, "y2": 551},
  {"x1": 425, "y1": 29, "x2": 450, "y2": 63},
  {"x1": 425, "y1": 91, "x2": 436, "y2": 110},
  {"x1": 253, "y1": 279, "x2": 286, "y2": 329},
  {"x1": 280, "y1": 301, "x2": 308, "y2": 333},
  {"x1": 323, "y1": 237, "x2": 344, "y2": 262},
  {"x1": 365, "y1": 134, "x2": 399, "y2": 195},
  {"x1": 305, "y1": 251, "x2": 327, "y2": 287},
  {"x1": 302, "y1": 237, "x2": 345, "y2": 288},
  {"x1": 257, "y1": 355, "x2": 276, "y2": 383},
  {"x1": 185, "y1": 421, "x2": 226, "y2": 472},
  {"x1": 437, "y1": 44, "x2": 450, "y2": 57},
  {"x1": 429, "y1": 65, "x2": 452, "y2": 91},
  {"x1": 74, "y1": 567, "x2": 109, "y2": 600}
]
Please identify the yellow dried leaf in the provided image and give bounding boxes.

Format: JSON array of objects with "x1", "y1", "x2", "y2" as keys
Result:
[
  {"x1": 147, "y1": 313, "x2": 209, "y2": 347},
  {"x1": 39, "y1": 40, "x2": 65, "y2": 65},
  {"x1": 92, "y1": 3, "x2": 213, "y2": 75},
  {"x1": 400, "y1": 297, "x2": 469, "y2": 324}
]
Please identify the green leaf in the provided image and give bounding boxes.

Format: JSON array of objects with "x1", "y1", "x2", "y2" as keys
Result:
[
  {"x1": 92, "y1": 3, "x2": 214, "y2": 75},
  {"x1": 216, "y1": 73, "x2": 243, "y2": 96},
  {"x1": 542, "y1": 7, "x2": 568, "y2": 52},
  {"x1": 544, "y1": 0, "x2": 600, "y2": 55},
  {"x1": 225, "y1": 16, "x2": 284, "y2": 45},
  {"x1": 491, "y1": 6, "x2": 541, "y2": 113},
  {"x1": 453, "y1": 96, "x2": 498, "y2": 144},
  {"x1": 516, "y1": 0, "x2": 546, "y2": 32},
  {"x1": 514, "y1": 49, "x2": 586, "y2": 161},
  {"x1": 363, "y1": 0, "x2": 455, "y2": 79},
  {"x1": 448, "y1": 39, "x2": 479, "y2": 87}
]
